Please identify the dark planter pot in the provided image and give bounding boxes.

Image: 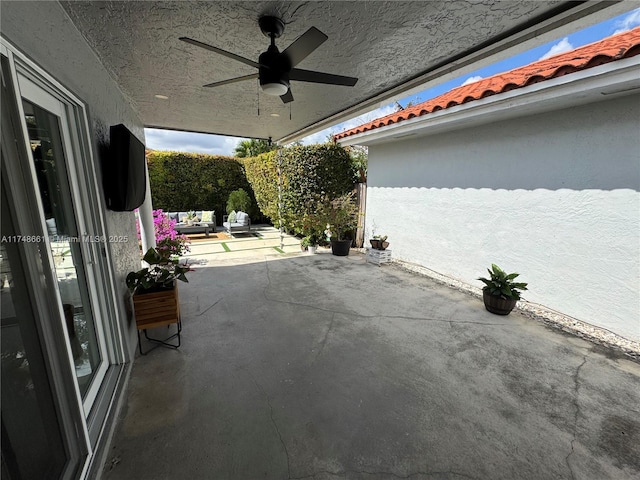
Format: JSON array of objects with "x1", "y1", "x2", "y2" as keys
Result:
[
  {"x1": 331, "y1": 239, "x2": 352, "y2": 256},
  {"x1": 482, "y1": 289, "x2": 517, "y2": 315},
  {"x1": 370, "y1": 239, "x2": 390, "y2": 250}
]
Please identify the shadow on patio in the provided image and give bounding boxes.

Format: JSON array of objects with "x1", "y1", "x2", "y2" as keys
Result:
[{"x1": 104, "y1": 251, "x2": 640, "y2": 480}]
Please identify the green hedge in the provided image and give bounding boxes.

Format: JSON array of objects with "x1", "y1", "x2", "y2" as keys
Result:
[
  {"x1": 147, "y1": 151, "x2": 260, "y2": 223},
  {"x1": 243, "y1": 143, "x2": 356, "y2": 234},
  {"x1": 242, "y1": 151, "x2": 279, "y2": 221}
]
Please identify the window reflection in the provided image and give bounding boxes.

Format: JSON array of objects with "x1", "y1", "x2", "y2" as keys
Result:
[{"x1": 23, "y1": 100, "x2": 101, "y2": 397}]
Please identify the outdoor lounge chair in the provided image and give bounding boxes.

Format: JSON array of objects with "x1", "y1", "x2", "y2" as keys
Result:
[{"x1": 223, "y1": 211, "x2": 251, "y2": 235}]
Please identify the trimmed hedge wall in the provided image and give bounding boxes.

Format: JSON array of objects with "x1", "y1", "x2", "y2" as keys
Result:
[
  {"x1": 242, "y1": 151, "x2": 279, "y2": 221},
  {"x1": 243, "y1": 143, "x2": 356, "y2": 234},
  {"x1": 146, "y1": 151, "x2": 260, "y2": 223}
]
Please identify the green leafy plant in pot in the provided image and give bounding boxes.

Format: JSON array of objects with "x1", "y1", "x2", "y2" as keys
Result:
[
  {"x1": 127, "y1": 248, "x2": 190, "y2": 354},
  {"x1": 478, "y1": 264, "x2": 528, "y2": 315},
  {"x1": 126, "y1": 248, "x2": 190, "y2": 295},
  {"x1": 319, "y1": 191, "x2": 359, "y2": 256}
]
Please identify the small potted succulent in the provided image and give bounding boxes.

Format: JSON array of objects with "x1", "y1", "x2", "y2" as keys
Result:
[
  {"x1": 370, "y1": 235, "x2": 389, "y2": 250},
  {"x1": 478, "y1": 264, "x2": 528, "y2": 315}
]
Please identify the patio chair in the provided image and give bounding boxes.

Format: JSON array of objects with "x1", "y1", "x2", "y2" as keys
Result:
[{"x1": 223, "y1": 211, "x2": 251, "y2": 235}]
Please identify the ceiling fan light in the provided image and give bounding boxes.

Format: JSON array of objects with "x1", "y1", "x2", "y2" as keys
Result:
[{"x1": 261, "y1": 82, "x2": 288, "y2": 96}]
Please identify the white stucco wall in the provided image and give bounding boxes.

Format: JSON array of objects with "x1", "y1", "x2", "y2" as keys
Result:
[
  {"x1": 365, "y1": 94, "x2": 640, "y2": 341},
  {"x1": 2, "y1": 1, "x2": 144, "y2": 355}
]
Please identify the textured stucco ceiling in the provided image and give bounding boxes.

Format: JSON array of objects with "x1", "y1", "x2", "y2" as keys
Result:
[{"x1": 59, "y1": 1, "x2": 616, "y2": 142}]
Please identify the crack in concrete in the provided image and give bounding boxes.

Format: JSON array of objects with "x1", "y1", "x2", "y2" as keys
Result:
[
  {"x1": 565, "y1": 355, "x2": 587, "y2": 480},
  {"x1": 196, "y1": 297, "x2": 222, "y2": 317},
  {"x1": 262, "y1": 257, "x2": 517, "y2": 328},
  {"x1": 290, "y1": 468, "x2": 478, "y2": 479},
  {"x1": 245, "y1": 368, "x2": 291, "y2": 479},
  {"x1": 317, "y1": 313, "x2": 335, "y2": 358}
]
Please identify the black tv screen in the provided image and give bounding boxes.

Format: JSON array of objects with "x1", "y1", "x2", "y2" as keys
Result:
[{"x1": 104, "y1": 124, "x2": 146, "y2": 211}]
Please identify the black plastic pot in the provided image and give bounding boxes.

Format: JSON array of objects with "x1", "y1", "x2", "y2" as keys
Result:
[{"x1": 331, "y1": 239, "x2": 352, "y2": 256}]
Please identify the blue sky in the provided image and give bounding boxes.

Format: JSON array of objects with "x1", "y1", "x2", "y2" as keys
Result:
[{"x1": 145, "y1": 7, "x2": 640, "y2": 154}]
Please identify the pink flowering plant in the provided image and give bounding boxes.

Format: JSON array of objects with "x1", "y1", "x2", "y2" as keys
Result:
[{"x1": 153, "y1": 209, "x2": 190, "y2": 258}]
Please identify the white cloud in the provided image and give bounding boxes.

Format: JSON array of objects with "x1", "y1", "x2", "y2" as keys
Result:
[
  {"x1": 539, "y1": 37, "x2": 574, "y2": 60},
  {"x1": 461, "y1": 75, "x2": 483, "y2": 86},
  {"x1": 146, "y1": 103, "x2": 409, "y2": 152},
  {"x1": 144, "y1": 128, "x2": 245, "y2": 156},
  {"x1": 297, "y1": 104, "x2": 398, "y2": 145},
  {"x1": 613, "y1": 8, "x2": 640, "y2": 34}
]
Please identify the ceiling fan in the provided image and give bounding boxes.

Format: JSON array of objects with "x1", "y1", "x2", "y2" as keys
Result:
[{"x1": 179, "y1": 15, "x2": 358, "y2": 104}]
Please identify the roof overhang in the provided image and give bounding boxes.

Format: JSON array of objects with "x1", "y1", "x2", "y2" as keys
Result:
[
  {"x1": 337, "y1": 55, "x2": 640, "y2": 147},
  {"x1": 54, "y1": 1, "x2": 633, "y2": 143}
]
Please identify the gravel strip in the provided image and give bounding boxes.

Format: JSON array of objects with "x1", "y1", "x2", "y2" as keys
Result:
[{"x1": 393, "y1": 259, "x2": 639, "y2": 362}]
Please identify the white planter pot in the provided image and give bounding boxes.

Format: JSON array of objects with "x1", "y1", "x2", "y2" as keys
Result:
[{"x1": 308, "y1": 245, "x2": 318, "y2": 254}]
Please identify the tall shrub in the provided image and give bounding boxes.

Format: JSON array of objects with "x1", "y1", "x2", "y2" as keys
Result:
[
  {"x1": 242, "y1": 151, "x2": 279, "y2": 221},
  {"x1": 243, "y1": 143, "x2": 356, "y2": 234},
  {"x1": 226, "y1": 188, "x2": 252, "y2": 213},
  {"x1": 146, "y1": 151, "x2": 258, "y2": 223}
]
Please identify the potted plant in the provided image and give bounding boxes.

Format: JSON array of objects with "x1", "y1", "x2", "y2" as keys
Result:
[
  {"x1": 126, "y1": 247, "x2": 190, "y2": 294},
  {"x1": 300, "y1": 235, "x2": 311, "y2": 252},
  {"x1": 308, "y1": 231, "x2": 323, "y2": 254},
  {"x1": 185, "y1": 211, "x2": 197, "y2": 225},
  {"x1": 298, "y1": 208, "x2": 325, "y2": 254},
  {"x1": 478, "y1": 264, "x2": 528, "y2": 315},
  {"x1": 126, "y1": 248, "x2": 191, "y2": 353},
  {"x1": 320, "y1": 192, "x2": 359, "y2": 256},
  {"x1": 301, "y1": 232, "x2": 322, "y2": 254},
  {"x1": 370, "y1": 235, "x2": 389, "y2": 250}
]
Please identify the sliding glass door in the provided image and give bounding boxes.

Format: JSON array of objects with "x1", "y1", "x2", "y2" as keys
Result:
[
  {"x1": 1, "y1": 41, "x2": 127, "y2": 478},
  {"x1": 1, "y1": 176, "x2": 70, "y2": 480},
  {"x1": 17, "y1": 75, "x2": 109, "y2": 413}
]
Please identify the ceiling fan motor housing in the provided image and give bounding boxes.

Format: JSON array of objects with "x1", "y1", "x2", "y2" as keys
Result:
[{"x1": 259, "y1": 46, "x2": 291, "y2": 93}]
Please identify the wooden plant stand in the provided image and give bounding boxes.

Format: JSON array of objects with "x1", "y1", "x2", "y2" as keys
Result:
[{"x1": 132, "y1": 283, "x2": 182, "y2": 355}]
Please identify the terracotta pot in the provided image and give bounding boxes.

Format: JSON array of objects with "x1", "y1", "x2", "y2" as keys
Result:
[
  {"x1": 482, "y1": 289, "x2": 517, "y2": 315},
  {"x1": 370, "y1": 239, "x2": 389, "y2": 250},
  {"x1": 331, "y1": 239, "x2": 351, "y2": 256}
]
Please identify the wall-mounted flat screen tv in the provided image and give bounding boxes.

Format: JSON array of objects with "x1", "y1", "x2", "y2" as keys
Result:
[{"x1": 103, "y1": 124, "x2": 146, "y2": 211}]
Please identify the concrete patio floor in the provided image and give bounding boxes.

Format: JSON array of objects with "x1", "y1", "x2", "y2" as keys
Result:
[{"x1": 103, "y1": 248, "x2": 640, "y2": 480}]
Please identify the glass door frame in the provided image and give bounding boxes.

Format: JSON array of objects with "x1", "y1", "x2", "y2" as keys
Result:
[
  {"x1": 2, "y1": 37, "x2": 129, "y2": 477},
  {"x1": 17, "y1": 73, "x2": 111, "y2": 414}
]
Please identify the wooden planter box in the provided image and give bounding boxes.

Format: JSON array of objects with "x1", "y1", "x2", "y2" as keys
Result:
[
  {"x1": 133, "y1": 284, "x2": 181, "y2": 330},
  {"x1": 132, "y1": 283, "x2": 182, "y2": 354}
]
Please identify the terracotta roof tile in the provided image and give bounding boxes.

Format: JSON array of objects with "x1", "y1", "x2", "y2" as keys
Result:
[{"x1": 335, "y1": 27, "x2": 640, "y2": 140}]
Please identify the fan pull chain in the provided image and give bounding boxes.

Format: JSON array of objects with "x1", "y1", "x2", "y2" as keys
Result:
[
  {"x1": 256, "y1": 79, "x2": 260, "y2": 116},
  {"x1": 289, "y1": 102, "x2": 292, "y2": 120}
]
